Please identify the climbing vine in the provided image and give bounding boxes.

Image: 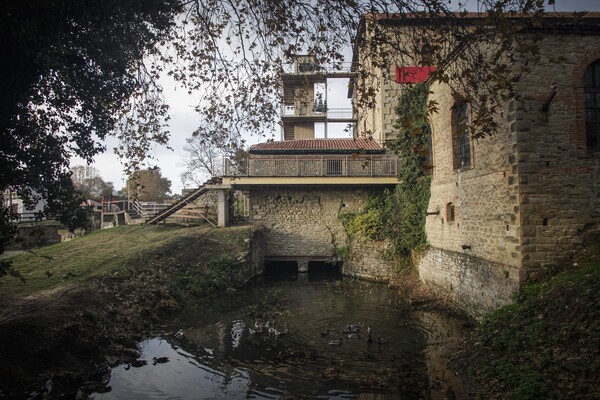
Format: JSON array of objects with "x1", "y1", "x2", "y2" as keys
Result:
[{"x1": 339, "y1": 83, "x2": 432, "y2": 265}]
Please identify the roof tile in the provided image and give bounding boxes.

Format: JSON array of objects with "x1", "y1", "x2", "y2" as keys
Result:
[{"x1": 249, "y1": 138, "x2": 384, "y2": 154}]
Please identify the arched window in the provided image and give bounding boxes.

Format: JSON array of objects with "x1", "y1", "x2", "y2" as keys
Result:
[
  {"x1": 585, "y1": 59, "x2": 600, "y2": 152},
  {"x1": 452, "y1": 101, "x2": 471, "y2": 170}
]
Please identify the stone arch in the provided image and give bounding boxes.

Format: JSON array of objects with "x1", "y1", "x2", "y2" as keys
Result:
[{"x1": 572, "y1": 49, "x2": 600, "y2": 156}]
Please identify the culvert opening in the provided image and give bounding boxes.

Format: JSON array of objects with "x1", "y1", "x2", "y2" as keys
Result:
[
  {"x1": 262, "y1": 260, "x2": 342, "y2": 282},
  {"x1": 308, "y1": 261, "x2": 342, "y2": 281},
  {"x1": 263, "y1": 260, "x2": 299, "y2": 281}
]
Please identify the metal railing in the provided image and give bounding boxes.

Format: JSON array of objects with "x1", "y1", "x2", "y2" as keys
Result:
[
  {"x1": 281, "y1": 105, "x2": 354, "y2": 119},
  {"x1": 224, "y1": 155, "x2": 398, "y2": 178},
  {"x1": 6, "y1": 212, "x2": 46, "y2": 223},
  {"x1": 131, "y1": 201, "x2": 172, "y2": 221},
  {"x1": 282, "y1": 61, "x2": 354, "y2": 74}
]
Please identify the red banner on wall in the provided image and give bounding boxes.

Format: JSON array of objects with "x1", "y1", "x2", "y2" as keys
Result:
[{"x1": 395, "y1": 66, "x2": 436, "y2": 83}]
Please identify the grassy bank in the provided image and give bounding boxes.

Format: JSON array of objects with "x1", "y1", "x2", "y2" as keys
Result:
[
  {"x1": 1, "y1": 224, "x2": 253, "y2": 299},
  {"x1": 0, "y1": 224, "x2": 256, "y2": 399},
  {"x1": 457, "y1": 245, "x2": 600, "y2": 399}
]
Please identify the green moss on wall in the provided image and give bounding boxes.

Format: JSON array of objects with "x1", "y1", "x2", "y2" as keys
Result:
[{"x1": 339, "y1": 83, "x2": 432, "y2": 266}]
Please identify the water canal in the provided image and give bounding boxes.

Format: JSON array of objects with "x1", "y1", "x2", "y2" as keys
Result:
[{"x1": 91, "y1": 263, "x2": 467, "y2": 399}]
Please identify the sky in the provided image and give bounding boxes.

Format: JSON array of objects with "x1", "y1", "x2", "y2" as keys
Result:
[{"x1": 72, "y1": 0, "x2": 600, "y2": 196}]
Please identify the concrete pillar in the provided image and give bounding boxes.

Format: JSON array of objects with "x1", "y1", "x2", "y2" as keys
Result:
[
  {"x1": 216, "y1": 189, "x2": 230, "y2": 227},
  {"x1": 296, "y1": 272, "x2": 308, "y2": 282},
  {"x1": 297, "y1": 259, "x2": 309, "y2": 273}
]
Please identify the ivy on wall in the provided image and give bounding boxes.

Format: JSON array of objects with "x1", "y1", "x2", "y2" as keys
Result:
[{"x1": 339, "y1": 83, "x2": 432, "y2": 265}]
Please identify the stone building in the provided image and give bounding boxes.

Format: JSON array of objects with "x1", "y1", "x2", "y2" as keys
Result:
[
  {"x1": 218, "y1": 55, "x2": 401, "y2": 276},
  {"x1": 352, "y1": 12, "x2": 600, "y2": 314},
  {"x1": 224, "y1": 138, "x2": 398, "y2": 277}
]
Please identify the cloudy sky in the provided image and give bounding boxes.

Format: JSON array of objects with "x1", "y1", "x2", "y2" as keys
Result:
[{"x1": 74, "y1": 0, "x2": 600, "y2": 196}]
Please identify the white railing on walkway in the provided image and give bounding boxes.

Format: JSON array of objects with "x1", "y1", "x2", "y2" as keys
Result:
[
  {"x1": 282, "y1": 61, "x2": 354, "y2": 74},
  {"x1": 224, "y1": 155, "x2": 398, "y2": 178},
  {"x1": 281, "y1": 106, "x2": 354, "y2": 119},
  {"x1": 131, "y1": 201, "x2": 172, "y2": 221}
]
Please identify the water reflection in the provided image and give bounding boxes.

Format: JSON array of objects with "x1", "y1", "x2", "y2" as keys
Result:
[{"x1": 92, "y1": 269, "x2": 432, "y2": 399}]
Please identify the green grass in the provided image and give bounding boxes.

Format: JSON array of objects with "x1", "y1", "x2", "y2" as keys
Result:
[
  {"x1": 466, "y1": 245, "x2": 600, "y2": 399},
  {"x1": 0, "y1": 224, "x2": 253, "y2": 301}
]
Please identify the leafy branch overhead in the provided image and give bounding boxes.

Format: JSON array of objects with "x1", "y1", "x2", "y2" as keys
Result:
[
  {"x1": 0, "y1": 0, "x2": 180, "y2": 235},
  {"x1": 168, "y1": 0, "x2": 555, "y2": 143}
]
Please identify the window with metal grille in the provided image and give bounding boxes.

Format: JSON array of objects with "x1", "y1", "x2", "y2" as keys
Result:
[
  {"x1": 452, "y1": 101, "x2": 471, "y2": 170},
  {"x1": 585, "y1": 59, "x2": 600, "y2": 153}
]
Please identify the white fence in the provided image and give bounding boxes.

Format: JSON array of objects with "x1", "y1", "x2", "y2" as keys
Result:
[{"x1": 225, "y1": 155, "x2": 398, "y2": 178}]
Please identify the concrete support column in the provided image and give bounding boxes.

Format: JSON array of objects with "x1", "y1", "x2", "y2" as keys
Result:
[
  {"x1": 296, "y1": 272, "x2": 308, "y2": 282},
  {"x1": 297, "y1": 259, "x2": 309, "y2": 273},
  {"x1": 216, "y1": 189, "x2": 230, "y2": 227}
]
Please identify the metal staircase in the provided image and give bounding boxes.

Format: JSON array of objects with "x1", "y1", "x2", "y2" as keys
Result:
[{"x1": 146, "y1": 177, "x2": 221, "y2": 225}]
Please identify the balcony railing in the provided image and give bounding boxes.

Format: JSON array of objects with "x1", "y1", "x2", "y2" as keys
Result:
[
  {"x1": 283, "y1": 61, "x2": 354, "y2": 75},
  {"x1": 224, "y1": 155, "x2": 399, "y2": 178},
  {"x1": 281, "y1": 105, "x2": 354, "y2": 119}
]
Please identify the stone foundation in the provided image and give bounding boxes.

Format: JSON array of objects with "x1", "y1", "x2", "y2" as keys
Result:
[
  {"x1": 343, "y1": 236, "x2": 396, "y2": 281},
  {"x1": 5, "y1": 223, "x2": 63, "y2": 250},
  {"x1": 418, "y1": 247, "x2": 521, "y2": 316},
  {"x1": 248, "y1": 227, "x2": 266, "y2": 276},
  {"x1": 248, "y1": 186, "x2": 394, "y2": 278}
]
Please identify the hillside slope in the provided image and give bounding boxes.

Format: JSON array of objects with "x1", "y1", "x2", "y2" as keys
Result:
[{"x1": 456, "y1": 245, "x2": 600, "y2": 399}]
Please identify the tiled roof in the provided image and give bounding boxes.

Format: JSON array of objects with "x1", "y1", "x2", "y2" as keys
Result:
[{"x1": 249, "y1": 138, "x2": 385, "y2": 154}]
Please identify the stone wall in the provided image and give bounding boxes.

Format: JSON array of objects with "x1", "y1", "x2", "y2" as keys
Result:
[
  {"x1": 248, "y1": 186, "x2": 388, "y2": 277},
  {"x1": 354, "y1": 61, "x2": 406, "y2": 145},
  {"x1": 417, "y1": 33, "x2": 600, "y2": 314},
  {"x1": 343, "y1": 236, "x2": 396, "y2": 281},
  {"x1": 513, "y1": 35, "x2": 600, "y2": 271},
  {"x1": 353, "y1": 25, "x2": 422, "y2": 145},
  {"x1": 351, "y1": 21, "x2": 600, "y2": 314},
  {"x1": 425, "y1": 82, "x2": 521, "y2": 267},
  {"x1": 418, "y1": 81, "x2": 522, "y2": 312},
  {"x1": 419, "y1": 247, "x2": 521, "y2": 315},
  {"x1": 247, "y1": 226, "x2": 265, "y2": 276},
  {"x1": 5, "y1": 223, "x2": 64, "y2": 250}
]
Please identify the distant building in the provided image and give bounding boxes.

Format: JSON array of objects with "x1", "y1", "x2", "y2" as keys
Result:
[{"x1": 1, "y1": 189, "x2": 46, "y2": 222}]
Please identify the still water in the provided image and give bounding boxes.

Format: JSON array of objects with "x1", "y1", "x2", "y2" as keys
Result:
[{"x1": 92, "y1": 265, "x2": 451, "y2": 399}]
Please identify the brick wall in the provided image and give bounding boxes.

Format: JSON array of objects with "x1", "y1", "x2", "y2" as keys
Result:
[
  {"x1": 514, "y1": 35, "x2": 600, "y2": 271},
  {"x1": 417, "y1": 34, "x2": 600, "y2": 314}
]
